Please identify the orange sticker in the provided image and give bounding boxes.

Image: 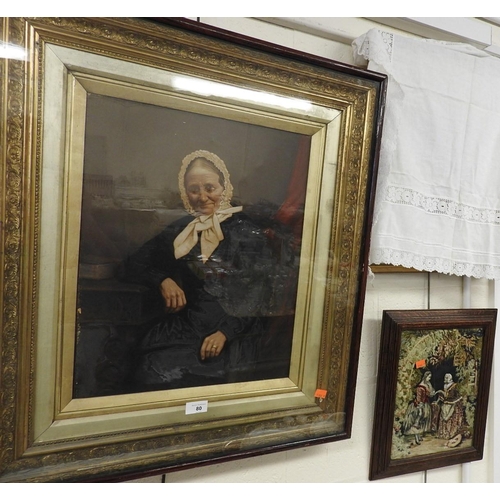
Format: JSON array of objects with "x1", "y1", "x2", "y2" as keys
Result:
[
  {"x1": 415, "y1": 359, "x2": 426, "y2": 368},
  {"x1": 315, "y1": 389, "x2": 327, "y2": 399}
]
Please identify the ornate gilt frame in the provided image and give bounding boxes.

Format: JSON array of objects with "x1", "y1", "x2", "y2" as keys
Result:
[{"x1": 0, "y1": 17, "x2": 386, "y2": 482}]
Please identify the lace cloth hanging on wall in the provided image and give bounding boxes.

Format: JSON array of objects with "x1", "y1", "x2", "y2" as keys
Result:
[{"x1": 353, "y1": 29, "x2": 500, "y2": 279}]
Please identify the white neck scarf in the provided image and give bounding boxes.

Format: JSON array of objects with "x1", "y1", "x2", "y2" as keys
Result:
[{"x1": 173, "y1": 206, "x2": 243, "y2": 263}]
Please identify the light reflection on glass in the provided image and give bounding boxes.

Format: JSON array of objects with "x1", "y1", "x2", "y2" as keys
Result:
[
  {"x1": 0, "y1": 43, "x2": 27, "y2": 61},
  {"x1": 172, "y1": 76, "x2": 312, "y2": 111}
]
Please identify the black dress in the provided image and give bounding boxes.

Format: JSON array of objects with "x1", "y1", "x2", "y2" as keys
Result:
[{"x1": 125, "y1": 212, "x2": 275, "y2": 392}]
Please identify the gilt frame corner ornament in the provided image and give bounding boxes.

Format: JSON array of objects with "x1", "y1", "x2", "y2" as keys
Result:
[{"x1": 1, "y1": 17, "x2": 386, "y2": 482}]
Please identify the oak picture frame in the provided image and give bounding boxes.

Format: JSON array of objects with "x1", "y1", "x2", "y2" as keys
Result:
[
  {"x1": 370, "y1": 309, "x2": 497, "y2": 481},
  {"x1": 0, "y1": 17, "x2": 386, "y2": 482}
]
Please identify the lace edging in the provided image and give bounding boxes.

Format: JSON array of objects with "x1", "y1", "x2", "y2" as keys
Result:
[
  {"x1": 384, "y1": 186, "x2": 500, "y2": 225},
  {"x1": 370, "y1": 248, "x2": 500, "y2": 280},
  {"x1": 354, "y1": 30, "x2": 394, "y2": 64}
]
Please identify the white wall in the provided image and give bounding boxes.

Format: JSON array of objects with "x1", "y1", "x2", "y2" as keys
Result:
[{"x1": 128, "y1": 17, "x2": 499, "y2": 484}]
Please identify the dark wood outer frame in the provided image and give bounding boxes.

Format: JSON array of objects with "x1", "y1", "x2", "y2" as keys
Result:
[
  {"x1": 369, "y1": 309, "x2": 497, "y2": 481},
  {"x1": 0, "y1": 17, "x2": 387, "y2": 482}
]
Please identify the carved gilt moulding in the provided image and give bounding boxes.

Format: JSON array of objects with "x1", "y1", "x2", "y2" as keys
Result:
[{"x1": 0, "y1": 17, "x2": 386, "y2": 482}]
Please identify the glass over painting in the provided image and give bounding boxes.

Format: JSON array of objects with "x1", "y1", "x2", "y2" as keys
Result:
[{"x1": 74, "y1": 94, "x2": 309, "y2": 398}]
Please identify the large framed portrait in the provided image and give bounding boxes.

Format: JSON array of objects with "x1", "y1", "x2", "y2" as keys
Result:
[
  {"x1": 0, "y1": 17, "x2": 386, "y2": 482},
  {"x1": 370, "y1": 309, "x2": 497, "y2": 480}
]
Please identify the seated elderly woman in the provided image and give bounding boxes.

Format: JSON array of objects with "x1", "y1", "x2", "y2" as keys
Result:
[{"x1": 125, "y1": 150, "x2": 277, "y2": 392}]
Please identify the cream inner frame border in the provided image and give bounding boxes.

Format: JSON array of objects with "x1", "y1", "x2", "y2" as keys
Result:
[{"x1": 33, "y1": 42, "x2": 342, "y2": 446}]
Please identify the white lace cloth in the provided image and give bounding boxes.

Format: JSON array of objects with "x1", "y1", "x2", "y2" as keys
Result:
[{"x1": 352, "y1": 29, "x2": 500, "y2": 279}]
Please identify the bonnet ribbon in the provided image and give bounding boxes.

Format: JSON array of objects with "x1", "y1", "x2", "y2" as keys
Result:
[{"x1": 173, "y1": 206, "x2": 243, "y2": 263}]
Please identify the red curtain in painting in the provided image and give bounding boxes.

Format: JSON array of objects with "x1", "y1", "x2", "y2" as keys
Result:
[{"x1": 273, "y1": 135, "x2": 311, "y2": 245}]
